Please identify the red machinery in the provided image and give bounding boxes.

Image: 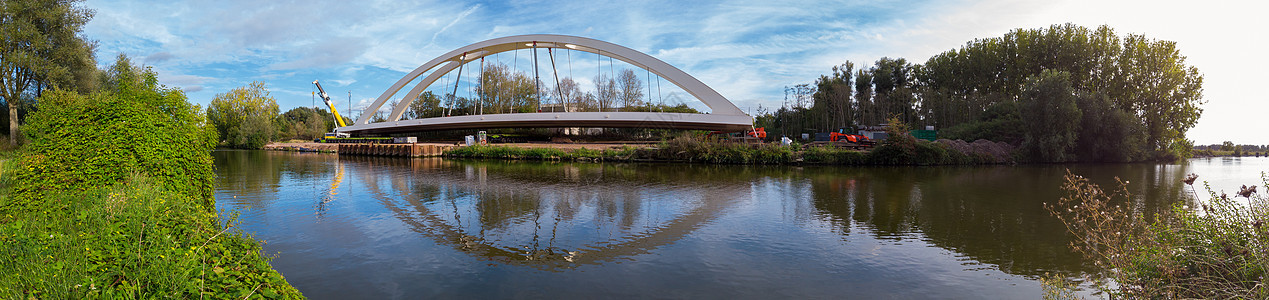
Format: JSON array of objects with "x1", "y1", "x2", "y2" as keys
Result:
[{"x1": 829, "y1": 132, "x2": 869, "y2": 143}]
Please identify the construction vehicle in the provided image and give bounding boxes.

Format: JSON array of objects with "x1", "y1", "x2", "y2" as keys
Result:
[
  {"x1": 708, "y1": 127, "x2": 766, "y2": 144},
  {"x1": 808, "y1": 128, "x2": 875, "y2": 150},
  {"x1": 313, "y1": 80, "x2": 351, "y2": 141}
]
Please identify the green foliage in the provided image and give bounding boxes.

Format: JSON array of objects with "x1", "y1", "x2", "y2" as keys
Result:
[
  {"x1": 623, "y1": 103, "x2": 700, "y2": 113},
  {"x1": 1018, "y1": 70, "x2": 1081, "y2": 162},
  {"x1": 1074, "y1": 92, "x2": 1144, "y2": 162},
  {"x1": 5, "y1": 57, "x2": 216, "y2": 209},
  {"x1": 1221, "y1": 141, "x2": 1236, "y2": 151},
  {"x1": 801, "y1": 146, "x2": 867, "y2": 164},
  {"x1": 1047, "y1": 171, "x2": 1269, "y2": 298},
  {"x1": 447, "y1": 131, "x2": 998, "y2": 166},
  {"x1": 756, "y1": 23, "x2": 1204, "y2": 163},
  {"x1": 274, "y1": 107, "x2": 330, "y2": 141},
  {"x1": 0, "y1": 0, "x2": 98, "y2": 144},
  {"x1": 647, "y1": 133, "x2": 794, "y2": 164},
  {"x1": 868, "y1": 117, "x2": 917, "y2": 165},
  {"x1": 207, "y1": 81, "x2": 279, "y2": 149},
  {"x1": 811, "y1": 62, "x2": 855, "y2": 133},
  {"x1": 920, "y1": 23, "x2": 1203, "y2": 160},
  {"x1": 0, "y1": 174, "x2": 302, "y2": 299},
  {"x1": 473, "y1": 63, "x2": 539, "y2": 115},
  {"x1": 0, "y1": 55, "x2": 299, "y2": 297},
  {"x1": 445, "y1": 144, "x2": 636, "y2": 161},
  {"x1": 938, "y1": 101, "x2": 1024, "y2": 144},
  {"x1": 406, "y1": 91, "x2": 444, "y2": 119}
]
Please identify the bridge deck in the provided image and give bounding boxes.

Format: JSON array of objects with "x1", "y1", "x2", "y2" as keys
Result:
[{"x1": 337, "y1": 112, "x2": 754, "y2": 135}]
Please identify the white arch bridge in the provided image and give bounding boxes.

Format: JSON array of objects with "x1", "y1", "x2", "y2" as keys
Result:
[{"x1": 337, "y1": 34, "x2": 754, "y2": 135}]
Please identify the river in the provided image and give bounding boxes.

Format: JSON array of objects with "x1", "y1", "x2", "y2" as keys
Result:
[{"x1": 213, "y1": 151, "x2": 1268, "y2": 299}]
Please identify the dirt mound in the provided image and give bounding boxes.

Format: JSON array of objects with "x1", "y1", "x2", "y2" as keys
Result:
[{"x1": 936, "y1": 139, "x2": 1015, "y2": 163}]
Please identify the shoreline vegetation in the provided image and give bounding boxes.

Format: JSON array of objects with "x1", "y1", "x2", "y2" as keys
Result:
[
  {"x1": 442, "y1": 127, "x2": 1016, "y2": 166},
  {"x1": 0, "y1": 57, "x2": 302, "y2": 298},
  {"x1": 1045, "y1": 171, "x2": 1267, "y2": 299}
]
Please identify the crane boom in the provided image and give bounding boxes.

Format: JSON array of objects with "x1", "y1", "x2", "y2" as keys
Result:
[{"x1": 313, "y1": 80, "x2": 348, "y2": 128}]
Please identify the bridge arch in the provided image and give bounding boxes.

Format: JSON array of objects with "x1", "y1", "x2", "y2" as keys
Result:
[{"x1": 342, "y1": 34, "x2": 751, "y2": 134}]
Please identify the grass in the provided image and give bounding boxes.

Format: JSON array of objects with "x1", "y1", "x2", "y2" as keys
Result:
[
  {"x1": 1044, "y1": 170, "x2": 1268, "y2": 299},
  {"x1": 0, "y1": 171, "x2": 302, "y2": 299}
]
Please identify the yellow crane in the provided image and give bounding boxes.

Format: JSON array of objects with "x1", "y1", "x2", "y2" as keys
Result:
[{"x1": 313, "y1": 80, "x2": 350, "y2": 139}]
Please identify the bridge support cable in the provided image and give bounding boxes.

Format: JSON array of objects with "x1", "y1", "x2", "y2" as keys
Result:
[
  {"x1": 646, "y1": 67, "x2": 653, "y2": 111},
  {"x1": 532, "y1": 42, "x2": 541, "y2": 112},
  {"x1": 447, "y1": 53, "x2": 466, "y2": 117},
  {"x1": 479, "y1": 56, "x2": 484, "y2": 115},
  {"x1": 567, "y1": 48, "x2": 574, "y2": 111},
  {"x1": 597, "y1": 49, "x2": 603, "y2": 112},
  {"x1": 608, "y1": 56, "x2": 616, "y2": 112},
  {"x1": 657, "y1": 73, "x2": 664, "y2": 112},
  {"x1": 548, "y1": 48, "x2": 568, "y2": 112}
]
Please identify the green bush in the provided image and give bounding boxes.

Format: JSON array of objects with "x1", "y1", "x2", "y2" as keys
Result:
[
  {"x1": 6, "y1": 61, "x2": 217, "y2": 209},
  {"x1": 801, "y1": 146, "x2": 867, "y2": 164},
  {"x1": 0, "y1": 57, "x2": 301, "y2": 298},
  {"x1": 939, "y1": 101, "x2": 1024, "y2": 144},
  {"x1": 867, "y1": 117, "x2": 917, "y2": 165},
  {"x1": 0, "y1": 175, "x2": 301, "y2": 298},
  {"x1": 912, "y1": 140, "x2": 952, "y2": 165}
]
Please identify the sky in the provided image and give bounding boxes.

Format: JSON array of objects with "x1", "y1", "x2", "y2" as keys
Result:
[{"x1": 82, "y1": 0, "x2": 1268, "y2": 145}]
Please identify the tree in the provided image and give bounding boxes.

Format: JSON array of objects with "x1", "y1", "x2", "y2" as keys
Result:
[
  {"x1": 616, "y1": 68, "x2": 644, "y2": 109},
  {"x1": 1111, "y1": 34, "x2": 1204, "y2": 158},
  {"x1": 853, "y1": 69, "x2": 874, "y2": 126},
  {"x1": 917, "y1": 23, "x2": 1204, "y2": 160},
  {"x1": 554, "y1": 77, "x2": 586, "y2": 111},
  {"x1": 275, "y1": 106, "x2": 327, "y2": 141},
  {"x1": 207, "y1": 81, "x2": 279, "y2": 149},
  {"x1": 474, "y1": 63, "x2": 536, "y2": 114},
  {"x1": 869, "y1": 57, "x2": 915, "y2": 126},
  {"x1": 1019, "y1": 70, "x2": 1081, "y2": 162},
  {"x1": 813, "y1": 61, "x2": 854, "y2": 132},
  {"x1": 1074, "y1": 92, "x2": 1144, "y2": 162},
  {"x1": 407, "y1": 91, "x2": 443, "y2": 119},
  {"x1": 0, "y1": 0, "x2": 97, "y2": 145},
  {"x1": 593, "y1": 74, "x2": 616, "y2": 112}
]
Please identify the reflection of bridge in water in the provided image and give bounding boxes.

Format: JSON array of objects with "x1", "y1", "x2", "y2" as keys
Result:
[
  {"x1": 338, "y1": 35, "x2": 754, "y2": 135},
  {"x1": 343, "y1": 157, "x2": 750, "y2": 270}
]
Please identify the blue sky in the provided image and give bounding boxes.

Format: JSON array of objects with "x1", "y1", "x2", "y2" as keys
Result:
[{"x1": 83, "y1": 0, "x2": 1267, "y2": 145}]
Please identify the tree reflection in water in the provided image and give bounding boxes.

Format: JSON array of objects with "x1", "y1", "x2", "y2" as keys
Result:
[
  {"x1": 215, "y1": 150, "x2": 1200, "y2": 293},
  {"x1": 796, "y1": 164, "x2": 1189, "y2": 277},
  {"x1": 339, "y1": 157, "x2": 752, "y2": 270}
]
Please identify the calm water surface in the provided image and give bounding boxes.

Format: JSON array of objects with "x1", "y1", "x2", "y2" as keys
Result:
[{"x1": 213, "y1": 151, "x2": 1268, "y2": 299}]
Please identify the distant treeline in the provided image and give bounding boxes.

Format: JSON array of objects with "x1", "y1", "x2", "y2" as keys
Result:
[
  {"x1": 757, "y1": 23, "x2": 1204, "y2": 162},
  {"x1": 1193, "y1": 142, "x2": 1268, "y2": 157}
]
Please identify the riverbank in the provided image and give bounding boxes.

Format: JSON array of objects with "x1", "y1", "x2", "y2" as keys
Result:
[
  {"x1": 444, "y1": 137, "x2": 1015, "y2": 165},
  {"x1": 266, "y1": 136, "x2": 1016, "y2": 165}
]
